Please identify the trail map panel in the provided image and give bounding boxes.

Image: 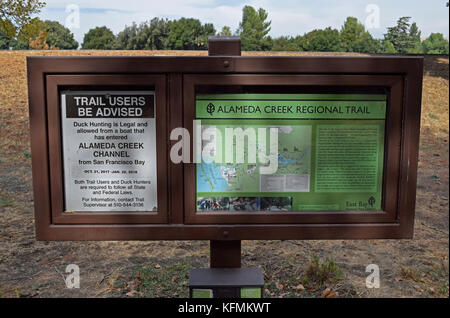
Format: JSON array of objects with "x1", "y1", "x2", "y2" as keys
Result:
[
  {"x1": 195, "y1": 93, "x2": 386, "y2": 212},
  {"x1": 61, "y1": 91, "x2": 158, "y2": 212}
]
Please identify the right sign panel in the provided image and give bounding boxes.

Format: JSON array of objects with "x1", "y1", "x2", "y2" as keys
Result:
[{"x1": 195, "y1": 93, "x2": 386, "y2": 212}]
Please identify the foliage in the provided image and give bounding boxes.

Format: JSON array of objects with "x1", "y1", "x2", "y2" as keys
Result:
[
  {"x1": 4, "y1": 35, "x2": 28, "y2": 49},
  {"x1": 384, "y1": 16, "x2": 422, "y2": 54},
  {"x1": 167, "y1": 18, "x2": 215, "y2": 50},
  {"x1": 382, "y1": 40, "x2": 397, "y2": 54},
  {"x1": 218, "y1": 26, "x2": 232, "y2": 36},
  {"x1": 115, "y1": 18, "x2": 214, "y2": 50},
  {"x1": 352, "y1": 33, "x2": 381, "y2": 53},
  {"x1": 305, "y1": 254, "x2": 344, "y2": 285},
  {"x1": 340, "y1": 17, "x2": 365, "y2": 51},
  {"x1": 0, "y1": 16, "x2": 62, "y2": 50},
  {"x1": 82, "y1": 26, "x2": 115, "y2": 50},
  {"x1": 272, "y1": 36, "x2": 301, "y2": 51},
  {"x1": 0, "y1": 0, "x2": 45, "y2": 38},
  {"x1": 407, "y1": 22, "x2": 423, "y2": 53},
  {"x1": 300, "y1": 27, "x2": 341, "y2": 52},
  {"x1": 0, "y1": 30, "x2": 11, "y2": 49},
  {"x1": 5, "y1": 2, "x2": 440, "y2": 55},
  {"x1": 141, "y1": 18, "x2": 171, "y2": 50},
  {"x1": 115, "y1": 23, "x2": 140, "y2": 50},
  {"x1": 238, "y1": 5, "x2": 272, "y2": 51},
  {"x1": 43, "y1": 20, "x2": 78, "y2": 49},
  {"x1": 115, "y1": 18, "x2": 170, "y2": 50},
  {"x1": 340, "y1": 17, "x2": 381, "y2": 53},
  {"x1": 15, "y1": 16, "x2": 43, "y2": 44},
  {"x1": 422, "y1": 33, "x2": 449, "y2": 54},
  {"x1": 28, "y1": 29, "x2": 54, "y2": 49}
]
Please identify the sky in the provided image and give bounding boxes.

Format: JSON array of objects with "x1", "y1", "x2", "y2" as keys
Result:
[{"x1": 37, "y1": 0, "x2": 449, "y2": 46}]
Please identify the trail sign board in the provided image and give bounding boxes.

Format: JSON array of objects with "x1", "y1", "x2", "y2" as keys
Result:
[
  {"x1": 27, "y1": 50, "x2": 423, "y2": 241},
  {"x1": 61, "y1": 91, "x2": 158, "y2": 213},
  {"x1": 195, "y1": 93, "x2": 386, "y2": 213}
]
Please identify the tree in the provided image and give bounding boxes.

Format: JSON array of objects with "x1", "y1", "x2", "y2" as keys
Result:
[
  {"x1": 201, "y1": 23, "x2": 216, "y2": 48},
  {"x1": 82, "y1": 26, "x2": 115, "y2": 49},
  {"x1": 219, "y1": 26, "x2": 231, "y2": 36},
  {"x1": 384, "y1": 17, "x2": 422, "y2": 53},
  {"x1": 43, "y1": 20, "x2": 77, "y2": 49},
  {"x1": 238, "y1": 5, "x2": 272, "y2": 51},
  {"x1": 115, "y1": 22, "x2": 139, "y2": 50},
  {"x1": 0, "y1": 0, "x2": 45, "y2": 38},
  {"x1": 15, "y1": 16, "x2": 45, "y2": 47},
  {"x1": 272, "y1": 36, "x2": 301, "y2": 51},
  {"x1": 167, "y1": 18, "x2": 215, "y2": 50},
  {"x1": 422, "y1": 33, "x2": 449, "y2": 54},
  {"x1": 340, "y1": 17, "x2": 365, "y2": 51},
  {"x1": 115, "y1": 18, "x2": 171, "y2": 50},
  {"x1": 339, "y1": 17, "x2": 380, "y2": 53},
  {"x1": 138, "y1": 18, "x2": 170, "y2": 50},
  {"x1": 407, "y1": 22, "x2": 423, "y2": 53},
  {"x1": 382, "y1": 40, "x2": 397, "y2": 54},
  {"x1": 409, "y1": 22, "x2": 421, "y2": 43},
  {"x1": 0, "y1": 29, "x2": 12, "y2": 49},
  {"x1": 0, "y1": 30, "x2": 28, "y2": 49},
  {"x1": 300, "y1": 27, "x2": 341, "y2": 52},
  {"x1": 352, "y1": 32, "x2": 382, "y2": 53},
  {"x1": 29, "y1": 29, "x2": 53, "y2": 49},
  {"x1": 0, "y1": 31, "x2": 11, "y2": 49}
]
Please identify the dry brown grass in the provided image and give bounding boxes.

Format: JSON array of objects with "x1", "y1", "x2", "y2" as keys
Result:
[{"x1": 422, "y1": 56, "x2": 449, "y2": 138}]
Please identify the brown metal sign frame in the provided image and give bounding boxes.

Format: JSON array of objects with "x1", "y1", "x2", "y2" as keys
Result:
[
  {"x1": 45, "y1": 75, "x2": 168, "y2": 224},
  {"x1": 183, "y1": 74, "x2": 403, "y2": 225},
  {"x1": 27, "y1": 54, "x2": 423, "y2": 241}
]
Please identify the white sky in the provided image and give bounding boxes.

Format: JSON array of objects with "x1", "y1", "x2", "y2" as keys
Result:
[{"x1": 37, "y1": 0, "x2": 449, "y2": 46}]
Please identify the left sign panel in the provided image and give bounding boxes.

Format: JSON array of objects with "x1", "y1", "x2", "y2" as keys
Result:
[{"x1": 60, "y1": 91, "x2": 158, "y2": 212}]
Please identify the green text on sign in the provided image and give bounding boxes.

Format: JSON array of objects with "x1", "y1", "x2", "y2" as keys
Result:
[{"x1": 197, "y1": 94, "x2": 386, "y2": 120}]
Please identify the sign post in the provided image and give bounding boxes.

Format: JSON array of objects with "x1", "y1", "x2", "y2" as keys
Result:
[
  {"x1": 208, "y1": 37, "x2": 243, "y2": 270},
  {"x1": 188, "y1": 37, "x2": 264, "y2": 298}
]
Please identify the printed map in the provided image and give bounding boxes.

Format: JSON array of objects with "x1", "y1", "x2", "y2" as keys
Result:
[{"x1": 196, "y1": 124, "x2": 311, "y2": 193}]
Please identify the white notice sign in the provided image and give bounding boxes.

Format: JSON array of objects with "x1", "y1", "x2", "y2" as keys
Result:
[{"x1": 61, "y1": 91, "x2": 157, "y2": 212}]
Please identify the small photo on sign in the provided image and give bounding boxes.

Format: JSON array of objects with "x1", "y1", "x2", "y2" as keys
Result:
[
  {"x1": 260, "y1": 197, "x2": 292, "y2": 211},
  {"x1": 197, "y1": 197, "x2": 292, "y2": 212}
]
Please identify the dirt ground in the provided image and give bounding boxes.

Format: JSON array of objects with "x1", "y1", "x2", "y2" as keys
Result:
[{"x1": 0, "y1": 50, "x2": 448, "y2": 298}]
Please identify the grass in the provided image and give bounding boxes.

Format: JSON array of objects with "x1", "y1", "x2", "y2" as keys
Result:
[
  {"x1": 400, "y1": 266, "x2": 423, "y2": 282},
  {"x1": 122, "y1": 263, "x2": 191, "y2": 298},
  {"x1": 425, "y1": 260, "x2": 449, "y2": 297},
  {"x1": 260, "y1": 254, "x2": 348, "y2": 298},
  {"x1": 117, "y1": 254, "x2": 349, "y2": 298},
  {"x1": 428, "y1": 113, "x2": 440, "y2": 120},
  {"x1": 305, "y1": 254, "x2": 344, "y2": 286},
  {"x1": 400, "y1": 259, "x2": 449, "y2": 297}
]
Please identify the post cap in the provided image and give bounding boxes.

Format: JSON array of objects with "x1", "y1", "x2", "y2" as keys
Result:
[{"x1": 208, "y1": 36, "x2": 241, "y2": 56}]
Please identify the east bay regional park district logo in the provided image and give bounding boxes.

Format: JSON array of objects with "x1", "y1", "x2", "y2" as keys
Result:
[{"x1": 207, "y1": 103, "x2": 215, "y2": 116}]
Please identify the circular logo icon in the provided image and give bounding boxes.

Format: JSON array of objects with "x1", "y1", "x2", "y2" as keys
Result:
[{"x1": 206, "y1": 103, "x2": 215, "y2": 116}]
